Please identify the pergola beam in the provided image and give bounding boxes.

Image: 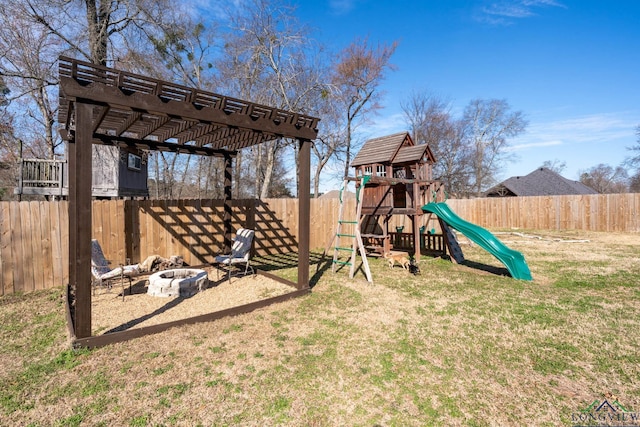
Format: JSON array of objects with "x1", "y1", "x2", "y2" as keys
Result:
[
  {"x1": 60, "y1": 77, "x2": 318, "y2": 142},
  {"x1": 89, "y1": 132, "x2": 238, "y2": 157}
]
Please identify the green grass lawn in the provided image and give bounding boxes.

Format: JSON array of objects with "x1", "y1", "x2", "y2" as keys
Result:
[{"x1": 1, "y1": 230, "x2": 639, "y2": 426}]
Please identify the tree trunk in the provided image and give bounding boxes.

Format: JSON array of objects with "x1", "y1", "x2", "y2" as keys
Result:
[
  {"x1": 35, "y1": 83, "x2": 55, "y2": 159},
  {"x1": 260, "y1": 140, "x2": 278, "y2": 199},
  {"x1": 254, "y1": 144, "x2": 262, "y2": 199},
  {"x1": 313, "y1": 164, "x2": 322, "y2": 198},
  {"x1": 293, "y1": 142, "x2": 300, "y2": 197},
  {"x1": 233, "y1": 150, "x2": 242, "y2": 199},
  {"x1": 153, "y1": 153, "x2": 160, "y2": 199},
  {"x1": 85, "y1": 0, "x2": 109, "y2": 66},
  {"x1": 343, "y1": 121, "x2": 352, "y2": 179},
  {"x1": 176, "y1": 155, "x2": 190, "y2": 199}
]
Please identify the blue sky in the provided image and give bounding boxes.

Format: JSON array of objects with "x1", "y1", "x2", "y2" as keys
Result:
[{"x1": 294, "y1": 0, "x2": 640, "y2": 184}]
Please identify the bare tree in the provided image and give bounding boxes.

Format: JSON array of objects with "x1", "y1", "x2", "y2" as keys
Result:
[
  {"x1": 540, "y1": 159, "x2": 567, "y2": 174},
  {"x1": 624, "y1": 125, "x2": 640, "y2": 170},
  {"x1": 0, "y1": 1, "x2": 62, "y2": 159},
  {"x1": 0, "y1": 0, "x2": 213, "y2": 200},
  {"x1": 216, "y1": 0, "x2": 326, "y2": 199},
  {"x1": 629, "y1": 173, "x2": 640, "y2": 193},
  {"x1": 579, "y1": 163, "x2": 629, "y2": 194},
  {"x1": 400, "y1": 91, "x2": 474, "y2": 197},
  {"x1": 332, "y1": 37, "x2": 398, "y2": 178},
  {"x1": 626, "y1": 126, "x2": 640, "y2": 193},
  {"x1": 22, "y1": 0, "x2": 184, "y2": 67},
  {"x1": 434, "y1": 119, "x2": 475, "y2": 198},
  {"x1": 0, "y1": 78, "x2": 16, "y2": 160},
  {"x1": 309, "y1": 83, "x2": 345, "y2": 197},
  {"x1": 401, "y1": 90, "x2": 451, "y2": 146},
  {"x1": 461, "y1": 99, "x2": 527, "y2": 196}
]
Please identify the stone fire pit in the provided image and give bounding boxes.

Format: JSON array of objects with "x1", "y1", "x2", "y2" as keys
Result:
[{"x1": 147, "y1": 268, "x2": 208, "y2": 298}]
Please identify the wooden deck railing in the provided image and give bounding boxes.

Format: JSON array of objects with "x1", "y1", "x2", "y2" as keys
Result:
[
  {"x1": 389, "y1": 232, "x2": 446, "y2": 254},
  {"x1": 15, "y1": 159, "x2": 67, "y2": 196}
]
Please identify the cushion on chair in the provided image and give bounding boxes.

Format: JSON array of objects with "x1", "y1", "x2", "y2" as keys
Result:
[
  {"x1": 99, "y1": 264, "x2": 141, "y2": 280},
  {"x1": 214, "y1": 255, "x2": 232, "y2": 265},
  {"x1": 231, "y1": 228, "x2": 254, "y2": 258},
  {"x1": 91, "y1": 239, "x2": 140, "y2": 281}
]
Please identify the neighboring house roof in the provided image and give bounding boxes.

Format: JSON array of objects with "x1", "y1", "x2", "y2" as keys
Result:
[
  {"x1": 318, "y1": 189, "x2": 355, "y2": 200},
  {"x1": 351, "y1": 132, "x2": 411, "y2": 167},
  {"x1": 485, "y1": 167, "x2": 598, "y2": 197}
]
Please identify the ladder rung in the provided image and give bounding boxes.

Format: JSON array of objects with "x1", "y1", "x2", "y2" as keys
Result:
[
  {"x1": 338, "y1": 220, "x2": 358, "y2": 224},
  {"x1": 337, "y1": 233, "x2": 355, "y2": 238},
  {"x1": 333, "y1": 260, "x2": 352, "y2": 265},
  {"x1": 334, "y1": 247, "x2": 353, "y2": 251}
]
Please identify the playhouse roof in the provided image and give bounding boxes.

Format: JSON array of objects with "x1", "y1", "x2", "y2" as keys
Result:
[
  {"x1": 394, "y1": 144, "x2": 435, "y2": 165},
  {"x1": 351, "y1": 131, "x2": 438, "y2": 168},
  {"x1": 351, "y1": 132, "x2": 411, "y2": 167},
  {"x1": 485, "y1": 167, "x2": 598, "y2": 197}
]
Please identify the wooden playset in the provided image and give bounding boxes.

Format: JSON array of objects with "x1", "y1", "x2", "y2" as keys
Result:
[
  {"x1": 325, "y1": 131, "x2": 533, "y2": 282},
  {"x1": 325, "y1": 132, "x2": 464, "y2": 281}
]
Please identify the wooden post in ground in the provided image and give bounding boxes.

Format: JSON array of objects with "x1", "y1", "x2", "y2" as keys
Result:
[
  {"x1": 412, "y1": 181, "x2": 421, "y2": 261},
  {"x1": 297, "y1": 139, "x2": 310, "y2": 289},
  {"x1": 68, "y1": 102, "x2": 93, "y2": 339}
]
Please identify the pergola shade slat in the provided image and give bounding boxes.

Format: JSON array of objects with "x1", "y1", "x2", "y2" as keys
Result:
[{"x1": 59, "y1": 56, "x2": 319, "y2": 149}]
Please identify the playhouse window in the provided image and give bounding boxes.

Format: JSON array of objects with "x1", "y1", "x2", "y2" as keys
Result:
[
  {"x1": 364, "y1": 166, "x2": 372, "y2": 175},
  {"x1": 128, "y1": 153, "x2": 142, "y2": 171},
  {"x1": 376, "y1": 165, "x2": 386, "y2": 177},
  {"x1": 393, "y1": 167, "x2": 406, "y2": 179}
]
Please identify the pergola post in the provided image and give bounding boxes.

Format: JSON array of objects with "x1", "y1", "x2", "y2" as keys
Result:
[
  {"x1": 297, "y1": 138, "x2": 311, "y2": 289},
  {"x1": 412, "y1": 181, "x2": 421, "y2": 262},
  {"x1": 223, "y1": 153, "x2": 233, "y2": 254},
  {"x1": 68, "y1": 101, "x2": 93, "y2": 338}
]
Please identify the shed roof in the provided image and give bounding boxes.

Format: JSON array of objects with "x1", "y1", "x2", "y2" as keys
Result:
[
  {"x1": 350, "y1": 132, "x2": 411, "y2": 167},
  {"x1": 485, "y1": 167, "x2": 598, "y2": 197},
  {"x1": 58, "y1": 57, "x2": 319, "y2": 156}
]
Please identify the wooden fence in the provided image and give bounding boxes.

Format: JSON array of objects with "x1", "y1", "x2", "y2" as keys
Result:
[
  {"x1": 446, "y1": 193, "x2": 640, "y2": 232},
  {"x1": 1, "y1": 193, "x2": 639, "y2": 295}
]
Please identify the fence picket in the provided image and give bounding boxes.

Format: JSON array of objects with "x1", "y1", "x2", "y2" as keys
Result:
[{"x1": 0, "y1": 193, "x2": 639, "y2": 295}]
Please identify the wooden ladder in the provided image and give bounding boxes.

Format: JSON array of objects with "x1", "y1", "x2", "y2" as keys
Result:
[{"x1": 326, "y1": 176, "x2": 373, "y2": 283}]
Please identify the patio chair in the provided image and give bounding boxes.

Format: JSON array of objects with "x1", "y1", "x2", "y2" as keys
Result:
[
  {"x1": 214, "y1": 228, "x2": 255, "y2": 282},
  {"x1": 91, "y1": 239, "x2": 141, "y2": 299}
]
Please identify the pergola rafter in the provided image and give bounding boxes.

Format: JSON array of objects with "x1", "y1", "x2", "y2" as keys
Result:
[{"x1": 59, "y1": 56, "x2": 319, "y2": 347}]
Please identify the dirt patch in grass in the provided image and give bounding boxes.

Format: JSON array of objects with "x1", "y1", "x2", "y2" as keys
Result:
[{"x1": 92, "y1": 270, "x2": 295, "y2": 335}]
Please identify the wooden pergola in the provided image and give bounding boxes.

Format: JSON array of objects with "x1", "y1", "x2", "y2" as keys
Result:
[{"x1": 59, "y1": 56, "x2": 319, "y2": 347}]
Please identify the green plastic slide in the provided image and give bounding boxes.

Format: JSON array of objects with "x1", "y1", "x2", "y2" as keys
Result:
[{"x1": 422, "y1": 202, "x2": 532, "y2": 281}]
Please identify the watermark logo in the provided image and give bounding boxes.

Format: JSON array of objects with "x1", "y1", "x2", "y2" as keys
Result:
[{"x1": 572, "y1": 395, "x2": 640, "y2": 427}]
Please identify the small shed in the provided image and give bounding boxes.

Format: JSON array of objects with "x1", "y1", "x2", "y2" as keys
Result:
[
  {"x1": 14, "y1": 143, "x2": 149, "y2": 199},
  {"x1": 91, "y1": 145, "x2": 149, "y2": 198}
]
